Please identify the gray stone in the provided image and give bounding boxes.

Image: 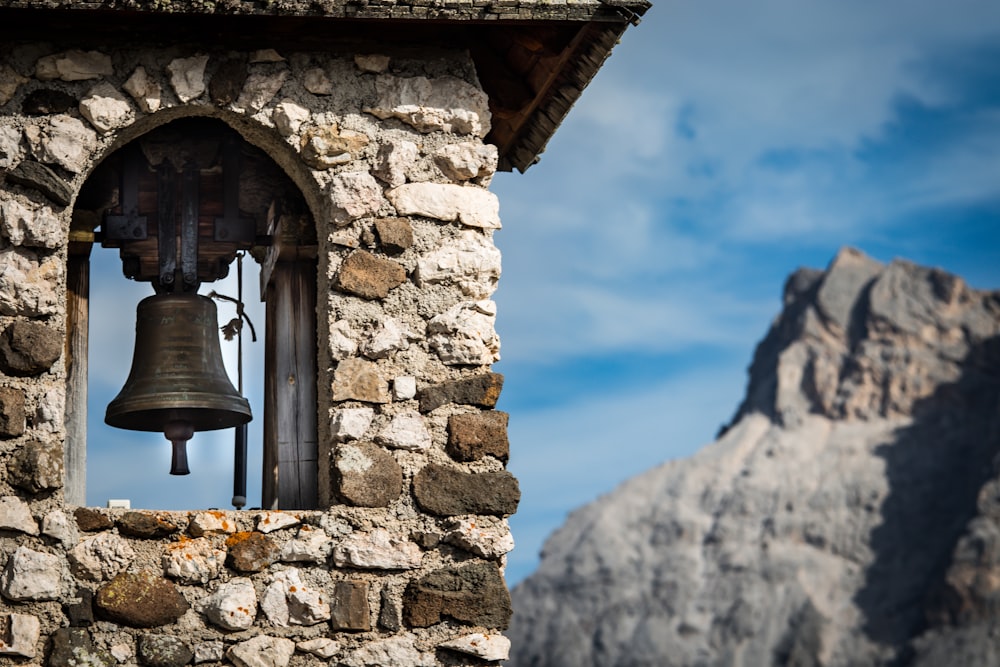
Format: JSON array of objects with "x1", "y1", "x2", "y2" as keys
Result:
[
  {"x1": 0, "y1": 199, "x2": 62, "y2": 248},
  {"x1": 197, "y1": 577, "x2": 257, "y2": 631},
  {"x1": 379, "y1": 587, "x2": 401, "y2": 631},
  {"x1": 367, "y1": 74, "x2": 491, "y2": 137},
  {"x1": 334, "y1": 250, "x2": 406, "y2": 299},
  {"x1": 427, "y1": 299, "x2": 500, "y2": 365},
  {"x1": 0, "y1": 125, "x2": 21, "y2": 169},
  {"x1": 96, "y1": 571, "x2": 189, "y2": 628},
  {"x1": 331, "y1": 580, "x2": 370, "y2": 631},
  {"x1": 376, "y1": 412, "x2": 431, "y2": 451},
  {"x1": 68, "y1": 532, "x2": 136, "y2": 581},
  {"x1": 354, "y1": 54, "x2": 390, "y2": 74},
  {"x1": 0, "y1": 496, "x2": 38, "y2": 535},
  {"x1": 413, "y1": 464, "x2": 520, "y2": 517},
  {"x1": 79, "y1": 82, "x2": 134, "y2": 134},
  {"x1": 35, "y1": 50, "x2": 112, "y2": 81},
  {"x1": 42, "y1": 510, "x2": 78, "y2": 547},
  {"x1": 65, "y1": 588, "x2": 94, "y2": 627},
  {"x1": 374, "y1": 217, "x2": 413, "y2": 254},
  {"x1": 25, "y1": 114, "x2": 97, "y2": 173},
  {"x1": 0, "y1": 613, "x2": 40, "y2": 657},
  {"x1": 434, "y1": 141, "x2": 498, "y2": 182},
  {"x1": 0, "y1": 248, "x2": 62, "y2": 316},
  {"x1": 261, "y1": 568, "x2": 330, "y2": 627},
  {"x1": 138, "y1": 634, "x2": 193, "y2": 667},
  {"x1": 0, "y1": 320, "x2": 62, "y2": 376},
  {"x1": 167, "y1": 55, "x2": 209, "y2": 102},
  {"x1": 393, "y1": 376, "x2": 417, "y2": 401},
  {"x1": 447, "y1": 411, "x2": 509, "y2": 462},
  {"x1": 341, "y1": 636, "x2": 434, "y2": 667},
  {"x1": 272, "y1": 99, "x2": 309, "y2": 136},
  {"x1": 328, "y1": 320, "x2": 359, "y2": 360},
  {"x1": 280, "y1": 524, "x2": 332, "y2": 563},
  {"x1": 0, "y1": 387, "x2": 26, "y2": 438},
  {"x1": 255, "y1": 511, "x2": 299, "y2": 534},
  {"x1": 331, "y1": 358, "x2": 390, "y2": 404},
  {"x1": 33, "y1": 387, "x2": 64, "y2": 433},
  {"x1": 0, "y1": 65, "x2": 28, "y2": 106},
  {"x1": 297, "y1": 637, "x2": 339, "y2": 659},
  {"x1": 123, "y1": 66, "x2": 162, "y2": 113},
  {"x1": 387, "y1": 182, "x2": 501, "y2": 229},
  {"x1": 418, "y1": 372, "x2": 504, "y2": 412},
  {"x1": 193, "y1": 641, "x2": 224, "y2": 664},
  {"x1": 414, "y1": 229, "x2": 502, "y2": 298},
  {"x1": 227, "y1": 635, "x2": 295, "y2": 667},
  {"x1": 235, "y1": 69, "x2": 288, "y2": 111},
  {"x1": 362, "y1": 318, "x2": 416, "y2": 359},
  {"x1": 438, "y1": 633, "x2": 511, "y2": 661},
  {"x1": 8, "y1": 440, "x2": 64, "y2": 494},
  {"x1": 334, "y1": 442, "x2": 402, "y2": 508},
  {"x1": 5, "y1": 159, "x2": 73, "y2": 206},
  {"x1": 332, "y1": 528, "x2": 422, "y2": 570},
  {"x1": 303, "y1": 67, "x2": 333, "y2": 95},
  {"x1": 49, "y1": 628, "x2": 114, "y2": 667},
  {"x1": 300, "y1": 125, "x2": 369, "y2": 169},
  {"x1": 328, "y1": 171, "x2": 384, "y2": 225},
  {"x1": 404, "y1": 561, "x2": 512, "y2": 628},
  {"x1": 1, "y1": 546, "x2": 64, "y2": 601},
  {"x1": 373, "y1": 140, "x2": 418, "y2": 187},
  {"x1": 444, "y1": 516, "x2": 515, "y2": 559},
  {"x1": 330, "y1": 407, "x2": 375, "y2": 442},
  {"x1": 187, "y1": 511, "x2": 236, "y2": 536},
  {"x1": 162, "y1": 537, "x2": 226, "y2": 584}
]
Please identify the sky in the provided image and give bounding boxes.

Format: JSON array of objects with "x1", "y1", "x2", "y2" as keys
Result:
[{"x1": 84, "y1": 0, "x2": 1000, "y2": 587}]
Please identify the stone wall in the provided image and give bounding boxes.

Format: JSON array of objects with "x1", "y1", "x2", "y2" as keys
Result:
[{"x1": 0, "y1": 43, "x2": 517, "y2": 665}]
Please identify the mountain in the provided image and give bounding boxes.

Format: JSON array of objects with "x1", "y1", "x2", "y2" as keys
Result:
[{"x1": 506, "y1": 248, "x2": 1000, "y2": 667}]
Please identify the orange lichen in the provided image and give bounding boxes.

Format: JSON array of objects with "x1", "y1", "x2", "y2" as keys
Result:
[{"x1": 225, "y1": 531, "x2": 255, "y2": 547}]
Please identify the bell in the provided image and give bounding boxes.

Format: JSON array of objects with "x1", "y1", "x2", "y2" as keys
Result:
[{"x1": 105, "y1": 293, "x2": 252, "y2": 475}]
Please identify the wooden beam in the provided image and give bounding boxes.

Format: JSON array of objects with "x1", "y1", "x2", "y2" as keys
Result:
[{"x1": 65, "y1": 243, "x2": 91, "y2": 506}]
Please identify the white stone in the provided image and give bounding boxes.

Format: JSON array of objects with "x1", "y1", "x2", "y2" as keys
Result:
[
  {"x1": 162, "y1": 538, "x2": 226, "y2": 584},
  {"x1": 261, "y1": 568, "x2": 330, "y2": 627},
  {"x1": 304, "y1": 67, "x2": 333, "y2": 95},
  {"x1": 319, "y1": 514, "x2": 353, "y2": 538},
  {"x1": 445, "y1": 516, "x2": 515, "y2": 559},
  {"x1": 110, "y1": 643, "x2": 133, "y2": 662},
  {"x1": 236, "y1": 70, "x2": 288, "y2": 112},
  {"x1": 415, "y1": 230, "x2": 501, "y2": 299},
  {"x1": 188, "y1": 511, "x2": 237, "y2": 536},
  {"x1": 332, "y1": 528, "x2": 422, "y2": 570},
  {"x1": 354, "y1": 54, "x2": 390, "y2": 74},
  {"x1": 25, "y1": 114, "x2": 97, "y2": 173},
  {"x1": 0, "y1": 497, "x2": 37, "y2": 535},
  {"x1": 272, "y1": 99, "x2": 310, "y2": 136},
  {"x1": 438, "y1": 633, "x2": 510, "y2": 661},
  {"x1": 434, "y1": 142, "x2": 498, "y2": 182},
  {"x1": 328, "y1": 171, "x2": 385, "y2": 226},
  {"x1": 342, "y1": 635, "x2": 435, "y2": 667},
  {"x1": 227, "y1": 635, "x2": 295, "y2": 667},
  {"x1": 428, "y1": 300, "x2": 500, "y2": 365},
  {"x1": 373, "y1": 140, "x2": 418, "y2": 187},
  {"x1": 42, "y1": 510, "x2": 77, "y2": 547},
  {"x1": 328, "y1": 320, "x2": 359, "y2": 359},
  {"x1": 363, "y1": 318, "x2": 416, "y2": 359},
  {"x1": 1, "y1": 547, "x2": 64, "y2": 601},
  {"x1": 0, "y1": 248, "x2": 62, "y2": 317},
  {"x1": 367, "y1": 75, "x2": 491, "y2": 137},
  {"x1": 250, "y1": 49, "x2": 285, "y2": 63},
  {"x1": 198, "y1": 577, "x2": 258, "y2": 631},
  {"x1": 330, "y1": 407, "x2": 375, "y2": 442},
  {"x1": 67, "y1": 532, "x2": 136, "y2": 582},
  {"x1": 167, "y1": 55, "x2": 210, "y2": 102},
  {"x1": 387, "y1": 182, "x2": 500, "y2": 229},
  {"x1": 297, "y1": 637, "x2": 340, "y2": 659},
  {"x1": 281, "y1": 524, "x2": 332, "y2": 563},
  {"x1": 36, "y1": 50, "x2": 112, "y2": 81},
  {"x1": 194, "y1": 641, "x2": 225, "y2": 664},
  {"x1": 0, "y1": 65, "x2": 28, "y2": 106},
  {"x1": 0, "y1": 200, "x2": 62, "y2": 249},
  {"x1": 0, "y1": 125, "x2": 21, "y2": 169},
  {"x1": 0, "y1": 613, "x2": 41, "y2": 658},
  {"x1": 256, "y1": 511, "x2": 300, "y2": 533},
  {"x1": 393, "y1": 376, "x2": 417, "y2": 401},
  {"x1": 123, "y1": 66, "x2": 162, "y2": 113},
  {"x1": 376, "y1": 412, "x2": 432, "y2": 451},
  {"x1": 80, "y1": 82, "x2": 134, "y2": 134},
  {"x1": 34, "y1": 388, "x2": 64, "y2": 433}
]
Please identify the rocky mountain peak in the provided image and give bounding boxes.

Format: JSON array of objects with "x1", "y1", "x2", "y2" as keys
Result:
[{"x1": 508, "y1": 249, "x2": 1000, "y2": 667}]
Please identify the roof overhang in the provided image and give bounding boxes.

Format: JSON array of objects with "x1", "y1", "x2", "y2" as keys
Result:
[{"x1": 0, "y1": 0, "x2": 648, "y2": 172}]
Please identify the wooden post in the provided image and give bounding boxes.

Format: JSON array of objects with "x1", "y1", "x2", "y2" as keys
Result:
[
  {"x1": 263, "y1": 260, "x2": 318, "y2": 509},
  {"x1": 65, "y1": 243, "x2": 91, "y2": 506}
]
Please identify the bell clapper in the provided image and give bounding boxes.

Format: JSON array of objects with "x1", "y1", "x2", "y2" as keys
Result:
[{"x1": 165, "y1": 420, "x2": 194, "y2": 476}]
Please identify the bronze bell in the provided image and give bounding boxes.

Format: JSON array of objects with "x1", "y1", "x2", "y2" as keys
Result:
[{"x1": 105, "y1": 293, "x2": 252, "y2": 475}]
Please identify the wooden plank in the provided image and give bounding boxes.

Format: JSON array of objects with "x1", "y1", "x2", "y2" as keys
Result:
[
  {"x1": 65, "y1": 245, "x2": 90, "y2": 506},
  {"x1": 262, "y1": 260, "x2": 318, "y2": 509}
]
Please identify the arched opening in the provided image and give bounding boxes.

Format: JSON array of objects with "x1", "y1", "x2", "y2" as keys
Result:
[{"x1": 69, "y1": 117, "x2": 318, "y2": 510}]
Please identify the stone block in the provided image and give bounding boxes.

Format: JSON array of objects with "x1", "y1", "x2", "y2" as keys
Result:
[
  {"x1": 376, "y1": 412, "x2": 431, "y2": 451},
  {"x1": 49, "y1": 628, "x2": 114, "y2": 667},
  {"x1": 0, "y1": 248, "x2": 62, "y2": 317},
  {"x1": 261, "y1": 568, "x2": 330, "y2": 627},
  {"x1": 117, "y1": 511, "x2": 179, "y2": 538},
  {"x1": 167, "y1": 55, "x2": 209, "y2": 102},
  {"x1": 332, "y1": 358, "x2": 390, "y2": 403},
  {"x1": 334, "y1": 250, "x2": 406, "y2": 300},
  {"x1": 24, "y1": 114, "x2": 97, "y2": 173},
  {"x1": 256, "y1": 511, "x2": 300, "y2": 533},
  {"x1": 414, "y1": 230, "x2": 502, "y2": 298},
  {"x1": 303, "y1": 67, "x2": 333, "y2": 95},
  {"x1": 67, "y1": 532, "x2": 136, "y2": 582},
  {"x1": 209, "y1": 58, "x2": 247, "y2": 105},
  {"x1": 434, "y1": 141, "x2": 498, "y2": 182},
  {"x1": 280, "y1": 524, "x2": 332, "y2": 563},
  {"x1": 5, "y1": 160, "x2": 73, "y2": 206},
  {"x1": 227, "y1": 635, "x2": 295, "y2": 667},
  {"x1": 0, "y1": 613, "x2": 39, "y2": 658},
  {"x1": 331, "y1": 580, "x2": 371, "y2": 631},
  {"x1": 65, "y1": 588, "x2": 95, "y2": 627},
  {"x1": 413, "y1": 464, "x2": 519, "y2": 517},
  {"x1": 367, "y1": 74, "x2": 491, "y2": 137},
  {"x1": 1, "y1": 546, "x2": 64, "y2": 601},
  {"x1": 0, "y1": 65, "x2": 27, "y2": 106},
  {"x1": 0, "y1": 199, "x2": 62, "y2": 248},
  {"x1": 418, "y1": 372, "x2": 504, "y2": 412},
  {"x1": 393, "y1": 376, "x2": 417, "y2": 400},
  {"x1": 374, "y1": 217, "x2": 414, "y2": 254},
  {"x1": 438, "y1": 632, "x2": 511, "y2": 661},
  {"x1": 355, "y1": 54, "x2": 390, "y2": 73},
  {"x1": 444, "y1": 516, "x2": 515, "y2": 559},
  {"x1": 197, "y1": 577, "x2": 257, "y2": 631},
  {"x1": 225, "y1": 531, "x2": 280, "y2": 572},
  {"x1": 331, "y1": 407, "x2": 375, "y2": 442},
  {"x1": 328, "y1": 171, "x2": 384, "y2": 225},
  {"x1": 123, "y1": 66, "x2": 162, "y2": 113},
  {"x1": 373, "y1": 140, "x2": 418, "y2": 187},
  {"x1": 428, "y1": 299, "x2": 500, "y2": 365},
  {"x1": 297, "y1": 637, "x2": 340, "y2": 659},
  {"x1": 138, "y1": 634, "x2": 194, "y2": 667},
  {"x1": 96, "y1": 571, "x2": 189, "y2": 628},
  {"x1": 187, "y1": 511, "x2": 236, "y2": 536},
  {"x1": 0, "y1": 320, "x2": 62, "y2": 376},
  {"x1": 36, "y1": 50, "x2": 112, "y2": 81},
  {"x1": 8, "y1": 440, "x2": 63, "y2": 494},
  {"x1": 0, "y1": 125, "x2": 21, "y2": 169},
  {"x1": 332, "y1": 528, "x2": 422, "y2": 570},
  {"x1": 272, "y1": 99, "x2": 309, "y2": 136},
  {"x1": 74, "y1": 507, "x2": 113, "y2": 532},
  {"x1": 362, "y1": 318, "x2": 416, "y2": 359},
  {"x1": 42, "y1": 509, "x2": 77, "y2": 546},
  {"x1": 334, "y1": 441, "x2": 402, "y2": 508},
  {"x1": 235, "y1": 69, "x2": 288, "y2": 112},
  {"x1": 387, "y1": 182, "x2": 500, "y2": 229},
  {"x1": 79, "y1": 82, "x2": 133, "y2": 135},
  {"x1": 403, "y1": 561, "x2": 512, "y2": 629},
  {"x1": 0, "y1": 496, "x2": 37, "y2": 535},
  {"x1": 341, "y1": 636, "x2": 434, "y2": 667},
  {"x1": 0, "y1": 387, "x2": 25, "y2": 438},
  {"x1": 300, "y1": 125, "x2": 369, "y2": 169},
  {"x1": 447, "y1": 411, "x2": 510, "y2": 462},
  {"x1": 162, "y1": 537, "x2": 226, "y2": 584}
]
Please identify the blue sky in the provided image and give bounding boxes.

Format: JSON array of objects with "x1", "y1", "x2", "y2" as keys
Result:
[{"x1": 84, "y1": 0, "x2": 1000, "y2": 587}]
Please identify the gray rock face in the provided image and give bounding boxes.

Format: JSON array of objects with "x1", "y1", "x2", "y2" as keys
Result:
[{"x1": 507, "y1": 248, "x2": 1000, "y2": 667}]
